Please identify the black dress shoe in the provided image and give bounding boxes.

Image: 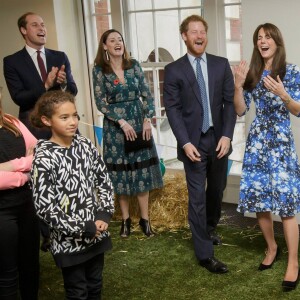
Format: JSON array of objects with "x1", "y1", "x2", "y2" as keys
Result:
[
  {"x1": 199, "y1": 257, "x2": 228, "y2": 274},
  {"x1": 209, "y1": 231, "x2": 222, "y2": 245},
  {"x1": 40, "y1": 237, "x2": 51, "y2": 252},
  {"x1": 120, "y1": 218, "x2": 131, "y2": 238},
  {"x1": 258, "y1": 247, "x2": 280, "y2": 271},
  {"x1": 282, "y1": 269, "x2": 300, "y2": 292},
  {"x1": 139, "y1": 218, "x2": 154, "y2": 237}
]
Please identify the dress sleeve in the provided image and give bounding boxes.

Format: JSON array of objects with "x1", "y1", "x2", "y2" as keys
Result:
[
  {"x1": 135, "y1": 61, "x2": 156, "y2": 118},
  {"x1": 0, "y1": 171, "x2": 29, "y2": 190},
  {"x1": 91, "y1": 143, "x2": 115, "y2": 223},
  {"x1": 286, "y1": 65, "x2": 300, "y2": 115},
  {"x1": 93, "y1": 66, "x2": 122, "y2": 122},
  {"x1": 31, "y1": 146, "x2": 87, "y2": 236}
]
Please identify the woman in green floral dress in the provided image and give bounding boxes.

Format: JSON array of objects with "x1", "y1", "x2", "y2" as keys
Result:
[{"x1": 93, "y1": 29, "x2": 163, "y2": 237}]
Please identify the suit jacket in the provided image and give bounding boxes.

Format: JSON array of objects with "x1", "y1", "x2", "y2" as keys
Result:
[
  {"x1": 3, "y1": 47, "x2": 78, "y2": 113},
  {"x1": 3, "y1": 47, "x2": 78, "y2": 139},
  {"x1": 163, "y1": 53, "x2": 236, "y2": 161}
]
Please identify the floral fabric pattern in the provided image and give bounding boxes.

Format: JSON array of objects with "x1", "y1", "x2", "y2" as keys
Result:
[
  {"x1": 237, "y1": 64, "x2": 300, "y2": 217},
  {"x1": 93, "y1": 60, "x2": 163, "y2": 195}
]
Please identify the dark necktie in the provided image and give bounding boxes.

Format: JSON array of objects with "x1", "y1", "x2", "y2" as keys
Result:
[
  {"x1": 37, "y1": 50, "x2": 47, "y2": 83},
  {"x1": 196, "y1": 57, "x2": 210, "y2": 133}
]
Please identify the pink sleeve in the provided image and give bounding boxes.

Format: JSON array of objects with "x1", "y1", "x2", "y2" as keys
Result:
[
  {"x1": 0, "y1": 171, "x2": 29, "y2": 190},
  {"x1": 9, "y1": 119, "x2": 37, "y2": 172}
]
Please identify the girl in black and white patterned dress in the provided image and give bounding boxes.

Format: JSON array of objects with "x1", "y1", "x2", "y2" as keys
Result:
[{"x1": 30, "y1": 90, "x2": 114, "y2": 299}]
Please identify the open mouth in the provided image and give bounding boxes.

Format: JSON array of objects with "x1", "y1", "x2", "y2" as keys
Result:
[
  {"x1": 37, "y1": 33, "x2": 45, "y2": 38},
  {"x1": 195, "y1": 41, "x2": 203, "y2": 46},
  {"x1": 114, "y1": 46, "x2": 122, "y2": 51},
  {"x1": 261, "y1": 46, "x2": 269, "y2": 52}
]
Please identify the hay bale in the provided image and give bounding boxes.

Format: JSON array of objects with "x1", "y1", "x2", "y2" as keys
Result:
[{"x1": 113, "y1": 173, "x2": 189, "y2": 231}]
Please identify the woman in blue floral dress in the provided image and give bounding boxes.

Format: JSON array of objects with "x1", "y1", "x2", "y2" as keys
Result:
[
  {"x1": 93, "y1": 29, "x2": 163, "y2": 238},
  {"x1": 234, "y1": 23, "x2": 300, "y2": 291}
]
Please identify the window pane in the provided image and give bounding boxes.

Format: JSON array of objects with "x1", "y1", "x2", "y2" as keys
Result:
[
  {"x1": 129, "y1": 12, "x2": 154, "y2": 62},
  {"x1": 156, "y1": 10, "x2": 179, "y2": 61},
  {"x1": 127, "y1": 0, "x2": 152, "y2": 10},
  {"x1": 180, "y1": 8, "x2": 202, "y2": 21},
  {"x1": 179, "y1": 0, "x2": 203, "y2": 7},
  {"x1": 154, "y1": 0, "x2": 178, "y2": 9},
  {"x1": 144, "y1": 70, "x2": 154, "y2": 95},
  {"x1": 94, "y1": 0, "x2": 111, "y2": 13},
  {"x1": 225, "y1": 5, "x2": 240, "y2": 18},
  {"x1": 225, "y1": 5, "x2": 242, "y2": 62},
  {"x1": 94, "y1": 0, "x2": 112, "y2": 42}
]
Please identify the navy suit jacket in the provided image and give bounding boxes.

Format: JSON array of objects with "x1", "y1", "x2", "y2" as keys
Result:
[
  {"x1": 163, "y1": 53, "x2": 236, "y2": 161},
  {"x1": 3, "y1": 47, "x2": 78, "y2": 113}
]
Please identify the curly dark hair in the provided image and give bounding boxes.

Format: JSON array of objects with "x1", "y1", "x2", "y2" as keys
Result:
[{"x1": 30, "y1": 91, "x2": 76, "y2": 128}]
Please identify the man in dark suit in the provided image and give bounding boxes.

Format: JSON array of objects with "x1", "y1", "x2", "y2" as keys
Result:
[
  {"x1": 163, "y1": 15, "x2": 236, "y2": 273},
  {"x1": 3, "y1": 12, "x2": 78, "y2": 139},
  {"x1": 3, "y1": 12, "x2": 78, "y2": 252}
]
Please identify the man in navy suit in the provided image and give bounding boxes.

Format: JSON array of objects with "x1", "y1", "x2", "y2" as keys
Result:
[
  {"x1": 163, "y1": 15, "x2": 236, "y2": 273},
  {"x1": 3, "y1": 12, "x2": 78, "y2": 252},
  {"x1": 3, "y1": 12, "x2": 78, "y2": 139}
]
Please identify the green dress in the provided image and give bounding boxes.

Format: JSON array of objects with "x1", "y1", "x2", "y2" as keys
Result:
[{"x1": 93, "y1": 60, "x2": 163, "y2": 195}]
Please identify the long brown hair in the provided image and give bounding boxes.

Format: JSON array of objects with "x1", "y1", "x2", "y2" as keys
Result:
[
  {"x1": 244, "y1": 23, "x2": 286, "y2": 91},
  {"x1": 94, "y1": 29, "x2": 132, "y2": 73},
  {"x1": 0, "y1": 88, "x2": 22, "y2": 136}
]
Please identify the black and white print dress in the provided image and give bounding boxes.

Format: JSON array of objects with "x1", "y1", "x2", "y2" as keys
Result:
[{"x1": 31, "y1": 134, "x2": 114, "y2": 267}]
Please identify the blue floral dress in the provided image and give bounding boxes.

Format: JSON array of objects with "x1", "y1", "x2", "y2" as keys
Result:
[
  {"x1": 237, "y1": 64, "x2": 300, "y2": 217},
  {"x1": 93, "y1": 60, "x2": 163, "y2": 196}
]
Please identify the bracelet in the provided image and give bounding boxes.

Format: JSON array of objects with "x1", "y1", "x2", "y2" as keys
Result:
[
  {"x1": 283, "y1": 96, "x2": 292, "y2": 105},
  {"x1": 120, "y1": 121, "x2": 127, "y2": 128}
]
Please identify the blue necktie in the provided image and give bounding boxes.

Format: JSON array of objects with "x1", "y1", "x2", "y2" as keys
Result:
[{"x1": 196, "y1": 57, "x2": 210, "y2": 133}]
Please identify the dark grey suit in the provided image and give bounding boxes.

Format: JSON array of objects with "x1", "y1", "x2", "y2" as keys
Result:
[{"x1": 163, "y1": 53, "x2": 236, "y2": 260}]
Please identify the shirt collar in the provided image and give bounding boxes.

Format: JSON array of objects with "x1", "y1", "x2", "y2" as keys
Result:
[
  {"x1": 187, "y1": 52, "x2": 207, "y2": 65},
  {"x1": 25, "y1": 44, "x2": 46, "y2": 57}
]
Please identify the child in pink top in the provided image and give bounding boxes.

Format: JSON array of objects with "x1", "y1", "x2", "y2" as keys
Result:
[{"x1": 0, "y1": 91, "x2": 39, "y2": 300}]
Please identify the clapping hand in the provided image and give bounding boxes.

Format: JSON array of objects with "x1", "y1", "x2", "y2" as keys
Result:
[
  {"x1": 45, "y1": 66, "x2": 59, "y2": 90},
  {"x1": 56, "y1": 65, "x2": 67, "y2": 85}
]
